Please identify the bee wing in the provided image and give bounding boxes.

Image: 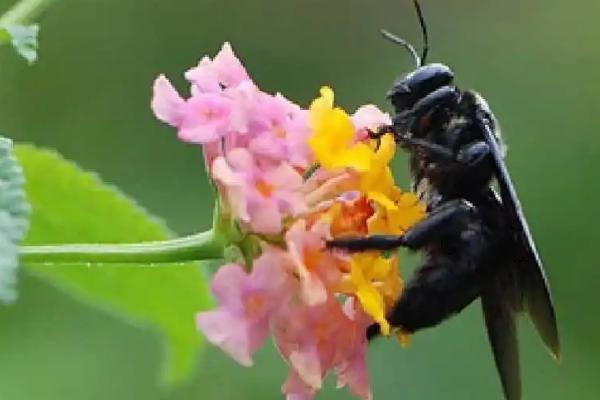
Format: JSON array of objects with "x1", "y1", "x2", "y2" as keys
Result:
[
  {"x1": 480, "y1": 122, "x2": 560, "y2": 359},
  {"x1": 481, "y1": 283, "x2": 521, "y2": 400}
]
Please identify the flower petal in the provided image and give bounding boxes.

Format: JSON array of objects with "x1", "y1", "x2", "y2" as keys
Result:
[
  {"x1": 185, "y1": 56, "x2": 221, "y2": 92},
  {"x1": 289, "y1": 346, "x2": 323, "y2": 389},
  {"x1": 350, "y1": 254, "x2": 390, "y2": 335},
  {"x1": 352, "y1": 104, "x2": 391, "y2": 131},
  {"x1": 210, "y1": 263, "x2": 247, "y2": 308},
  {"x1": 211, "y1": 156, "x2": 250, "y2": 221},
  {"x1": 283, "y1": 370, "x2": 317, "y2": 400},
  {"x1": 196, "y1": 310, "x2": 253, "y2": 366},
  {"x1": 249, "y1": 202, "x2": 283, "y2": 234},
  {"x1": 212, "y1": 42, "x2": 251, "y2": 87},
  {"x1": 336, "y1": 349, "x2": 372, "y2": 400},
  {"x1": 177, "y1": 93, "x2": 232, "y2": 144},
  {"x1": 151, "y1": 75, "x2": 185, "y2": 126}
]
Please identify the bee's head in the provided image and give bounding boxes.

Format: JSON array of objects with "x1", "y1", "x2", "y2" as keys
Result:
[{"x1": 387, "y1": 63, "x2": 454, "y2": 112}]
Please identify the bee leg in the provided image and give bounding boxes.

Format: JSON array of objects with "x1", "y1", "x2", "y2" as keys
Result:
[
  {"x1": 326, "y1": 234, "x2": 405, "y2": 252},
  {"x1": 410, "y1": 86, "x2": 460, "y2": 122},
  {"x1": 395, "y1": 136, "x2": 456, "y2": 162},
  {"x1": 366, "y1": 126, "x2": 392, "y2": 151},
  {"x1": 400, "y1": 199, "x2": 475, "y2": 249},
  {"x1": 422, "y1": 141, "x2": 493, "y2": 186},
  {"x1": 327, "y1": 199, "x2": 475, "y2": 252},
  {"x1": 367, "y1": 125, "x2": 394, "y2": 139},
  {"x1": 456, "y1": 141, "x2": 490, "y2": 167},
  {"x1": 392, "y1": 85, "x2": 460, "y2": 136},
  {"x1": 398, "y1": 137, "x2": 491, "y2": 171}
]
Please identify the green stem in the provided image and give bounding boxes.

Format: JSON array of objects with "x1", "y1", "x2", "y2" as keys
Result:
[
  {"x1": 0, "y1": 0, "x2": 56, "y2": 26},
  {"x1": 19, "y1": 230, "x2": 225, "y2": 265}
]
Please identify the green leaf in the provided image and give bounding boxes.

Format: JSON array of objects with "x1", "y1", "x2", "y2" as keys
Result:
[
  {"x1": 0, "y1": 24, "x2": 38, "y2": 63},
  {"x1": 0, "y1": 137, "x2": 30, "y2": 303},
  {"x1": 15, "y1": 144, "x2": 212, "y2": 385}
]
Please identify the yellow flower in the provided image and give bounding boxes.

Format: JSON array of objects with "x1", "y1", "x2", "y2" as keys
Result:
[
  {"x1": 349, "y1": 252, "x2": 402, "y2": 335},
  {"x1": 368, "y1": 190, "x2": 427, "y2": 235},
  {"x1": 326, "y1": 195, "x2": 373, "y2": 237},
  {"x1": 360, "y1": 134, "x2": 397, "y2": 200},
  {"x1": 309, "y1": 87, "x2": 373, "y2": 172},
  {"x1": 308, "y1": 86, "x2": 405, "y2": 205},
  {"x1": 378, "y1": 255, "x2": 404, "y2": 310},
  {"x1": 306, "y1": 85, "x2": 427, "y2": 344},
  {"x1": 356, "y1": 133, "x2": 426, "y2": 235}
]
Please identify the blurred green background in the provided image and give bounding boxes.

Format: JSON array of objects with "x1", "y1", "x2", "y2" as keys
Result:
[{"x1": 0, "y1": 0, "x2": 598, "y2": 398}]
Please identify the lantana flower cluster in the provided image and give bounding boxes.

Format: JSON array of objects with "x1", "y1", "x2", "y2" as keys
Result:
[{"x1": 152, "y1": 43, "x2": 426, "y2": 400}]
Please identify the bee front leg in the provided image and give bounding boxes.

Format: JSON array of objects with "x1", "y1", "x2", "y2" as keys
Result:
[
  {"x1": 401, "y1": 136, "x2": 492, "y2": 170},
  {"x1": 327, "y1": 199, "x2": 475, "y2": 252},
  {"x1": 367, "y1": 125, "x2": 394, "y2": 139},
  {"x1": 366, "y1": 125, "x2": 397, "y2": 151},
  {"x1": 396, "y1": 136, "x2": 456, "y2": 162},
  {"x1": 456, "y1": 141, "x2": 491, "y2": 167}
]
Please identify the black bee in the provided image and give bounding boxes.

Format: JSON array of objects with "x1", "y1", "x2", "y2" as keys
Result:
[{"x1": 328, "y1": 1, "x2": 560, "y2": 399}]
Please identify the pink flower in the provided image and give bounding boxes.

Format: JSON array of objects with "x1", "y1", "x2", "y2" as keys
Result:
[
  {"x1": 211, "y1": 148, "x2": 306, "y2": 234},
  {"x1": 185, "y1": 42, "x2": 251, "y2": 92},
  {"x1": 285, "y1": 219, "x2": 343, "y2": 305},
  {"x1": 152, "y1": 43, "x2": 314, "y2": 167},
  {"x1": 248, "y1": 93, "x2": 312, "y2": 168},
  {"x1": 274, "y1": 297, "x2": 372, "y2": 400},
  {"x1": 225, "y1": 80, "x2": 262, "y2": 135},
  {"x1": 351, "y1": 104, "x2": 392, "y2": 142},
  {"x1": 151, "y1": 76, "x2": 234, "y2": 144},
  {"x1": 274, "y1": 298, "x2": 343, "y2": 391},
  {"x1": 196, "y1": 249, "x2": 292, "y2": 366},
  {"x1": 151, "y1": 75, "x2": 185, "y2": 126},
  {"x1": 282, "y1": 370, "x2": 317, "y2": 400},
  {"x1": 178, "y1": 93, "x2": 233, "y2": 143},
  {"x1": 334, "y1": 299, "x2": 372, "y2": 400},
  {"x1": 352, "y1": 104, "x2": 392, "y2": 131},
  {"x1": 336, "y1": 348, "x2": 371, "y2": 400}
]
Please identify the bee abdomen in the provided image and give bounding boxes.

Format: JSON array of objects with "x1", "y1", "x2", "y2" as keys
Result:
[
  {"x1": 389, "y1": 255, "x2": 483, "y2": 332},
  {"x1": 389, "y1": 221, "x2": 494, "y2": 333}
]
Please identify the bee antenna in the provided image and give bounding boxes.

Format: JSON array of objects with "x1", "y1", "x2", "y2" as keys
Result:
[
  {"x1": 380, "y1": 29, "x2": 421, "y2": 68},
  {"x1": 380, "y1": 0, "x2": 430, "y2": 67},
  {"x1": 412, "y1": 0, "x2": 429, "y2": 65}
]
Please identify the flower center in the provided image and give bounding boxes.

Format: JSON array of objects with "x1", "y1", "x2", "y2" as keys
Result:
[
  {"x1": 274, "y1": 126, "x2": 286, "y2": 138},
  {"x1": 303, "y1": 247, "x2": 322, "y2": 271},
  {"x1": 199, "y1": 105, "x2": 217, "y2": 121},
  {"x1": 245, "y1": 294, "x2": 267, "y2": 318},
  {"x1": 330, "y1": 196, "x2": 373, "y2": 236},
  {"x1": 255, "y1": 179, "x2": 274, "y2": 198}
]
